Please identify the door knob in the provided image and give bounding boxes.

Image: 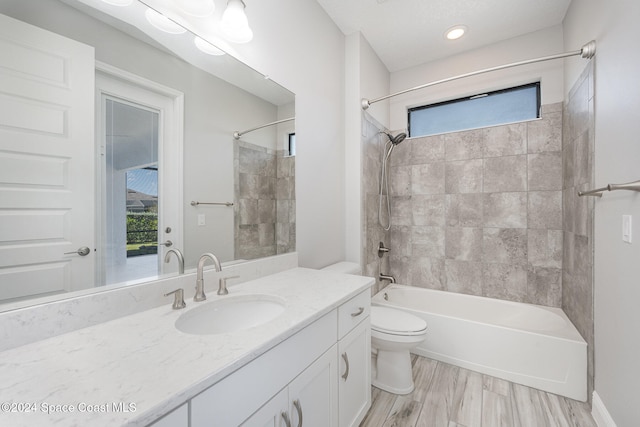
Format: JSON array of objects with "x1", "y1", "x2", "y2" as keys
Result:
[
  {"x1": 64, "y1": 246, "x2": 91, "y2": 256},
  {"x1": 158, "y1": 240, "x2": 173, "y2": 247}
]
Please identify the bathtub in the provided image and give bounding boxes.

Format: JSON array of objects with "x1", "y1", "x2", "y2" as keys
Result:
[{"x1": 372, "y1": 284, "x2": 587, "y2": 401}]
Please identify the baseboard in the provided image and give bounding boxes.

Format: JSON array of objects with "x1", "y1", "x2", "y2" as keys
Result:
[{"x1": 592, "y1": 391, "x2": 617, "y2": 427}]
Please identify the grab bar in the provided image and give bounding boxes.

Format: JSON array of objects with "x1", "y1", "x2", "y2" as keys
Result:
[
  {"x1": 190, "y1": 201, "x2": 234, "y2": 207},
  {"x1": 578, "y1": 180, "x2": 640, "y2": 197}
]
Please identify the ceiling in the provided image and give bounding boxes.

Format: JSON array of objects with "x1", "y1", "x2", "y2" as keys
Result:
[{"x1": 316, "y1": 0, "x2": 572, "y2": 72}]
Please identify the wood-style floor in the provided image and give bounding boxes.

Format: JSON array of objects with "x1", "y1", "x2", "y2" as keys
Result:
[{"x1": 360, "y1": 356, "x2": 597, "y2": 427}]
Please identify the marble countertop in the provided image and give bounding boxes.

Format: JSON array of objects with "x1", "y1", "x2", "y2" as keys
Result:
[{"x1": 0, "y1": 267, "x2": 373, "y2": 427}]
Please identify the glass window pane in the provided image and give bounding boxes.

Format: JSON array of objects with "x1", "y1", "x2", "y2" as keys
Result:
[{"x1": 409, "y1": 83, "x2": 539, "y2": 137}]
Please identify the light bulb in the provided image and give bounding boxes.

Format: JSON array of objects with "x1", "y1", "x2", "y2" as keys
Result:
[
  {"x1": 221, "y1": 0, "x2": 253, "y2": 43},
  {"x1": 145, "y1": 8, "x2": 187, "y2": 34}
]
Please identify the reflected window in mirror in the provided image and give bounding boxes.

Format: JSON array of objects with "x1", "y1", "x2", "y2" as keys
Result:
[{"x1": 288, "y1": 133, "x2": 296, "y2": 157}]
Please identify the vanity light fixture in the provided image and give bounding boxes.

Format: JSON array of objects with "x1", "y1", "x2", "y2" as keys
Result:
[
  {"x1": 445, "y1": 25, "x2": 467, "y2": 40},
  {"x1": 145, "y1": 8, "x2": 187, "y2": 34},
  {"x1": 174, "y1": 0, "x2": 215, "y2": 18},
  {"x1": 101, "y1": 0, "x2": 133, "y2": 6},
  {"x1": 221, "y1": 0, "x2": 253, "y2": 44},
  {"x1": 194, "y1": 36, "x2": 225, "y2": 55}
]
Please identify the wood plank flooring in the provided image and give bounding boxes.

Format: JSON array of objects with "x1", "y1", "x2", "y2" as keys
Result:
[{"x1": 360, "y1": 356, "x2": 597, "y2": 427}]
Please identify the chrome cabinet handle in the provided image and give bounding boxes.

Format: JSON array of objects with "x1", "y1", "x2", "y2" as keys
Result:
[
  {"x1": 351, "y1": 307, "x2": 365, "y2": 317},
  {"x1": 158, "y1": 240, "x2": 173, "y2": 247},
  {"x1": 341, "y1": 352, "x2": 350, "y2": 381},
  {"x1": 293, "y1": 399, "x2": 303, "y2": 427},
  {"x1": 64, "y1": 246, "x2": 90, "y2": 256},
  {"x1": 281, "y1": 411, "x2": 292, "y2": 427}
]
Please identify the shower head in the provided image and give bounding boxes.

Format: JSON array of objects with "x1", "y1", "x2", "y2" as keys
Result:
[{"x1": 384, "y1": 132, "x2": 407, "y2": 145}]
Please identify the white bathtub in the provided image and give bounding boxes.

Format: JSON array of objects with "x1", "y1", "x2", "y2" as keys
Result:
[{"x1": 372, "y1": 284, "x2": 587, "y2": 401}]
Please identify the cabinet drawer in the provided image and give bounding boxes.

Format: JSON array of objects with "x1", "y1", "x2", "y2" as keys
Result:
[{"x1": 338, "y1": 291, "x2": 370, "y2": 339}]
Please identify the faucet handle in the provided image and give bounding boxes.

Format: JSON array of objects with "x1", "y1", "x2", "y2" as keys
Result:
[
  {"x1": 218, "y1": 275, "x2": 240, "y2": 295},
  {"x1": 164, "y1": 288, "x2": 186, "y2": 310}
]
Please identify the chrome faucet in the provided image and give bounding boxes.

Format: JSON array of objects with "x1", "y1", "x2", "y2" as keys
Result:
[
  {"x1": 379, "y1": 273, "x2": 396, "y2": 284},
  {"x1": 164, "y1": 248, "x2": 185, "y2": 274},
  {"x1": 195, "y1": 253, "x2": 222, "y2": 302}
]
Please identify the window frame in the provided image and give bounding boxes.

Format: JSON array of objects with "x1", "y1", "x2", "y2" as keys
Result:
[{"x1": 407, "y1": 82, "x2": 541, "y2": 137}]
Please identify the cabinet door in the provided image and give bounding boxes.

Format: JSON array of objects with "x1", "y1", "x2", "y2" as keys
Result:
[
  {"x1": 241, "y1": 388, "x2": 289, "y2": 427},
  {"x1": 338, "y1": 320, "x2": 371, "y2": 427},
  {"x1": 288, "y1": 344, "x2": 338, "y2": 427}
]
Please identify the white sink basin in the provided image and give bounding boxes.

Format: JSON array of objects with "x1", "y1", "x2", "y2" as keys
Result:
[{"x1": 175, "y1": 294, "x2": 286, "y2": 335}]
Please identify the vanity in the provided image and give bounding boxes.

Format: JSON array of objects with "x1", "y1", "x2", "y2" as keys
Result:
[{"x1": 0, "y1": 267, "x2": 373, "y2": 427}]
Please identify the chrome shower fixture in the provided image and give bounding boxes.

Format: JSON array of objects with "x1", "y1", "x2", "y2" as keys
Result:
[
  {"x1": 378, "y1": 131, "x2": 407, "y2": 230},
  {"x1": 384, "y1": 131, "x2": 407, "y2": 146}
]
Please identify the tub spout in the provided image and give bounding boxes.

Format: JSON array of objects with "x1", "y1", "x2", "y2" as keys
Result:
[{"x1": 379, "y1": 273, "x2": 396, "y2": 284}]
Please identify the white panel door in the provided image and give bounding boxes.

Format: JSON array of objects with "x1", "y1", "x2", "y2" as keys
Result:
[{"x1": 0, "y1": 14, "x2": 95, "y2": 301}]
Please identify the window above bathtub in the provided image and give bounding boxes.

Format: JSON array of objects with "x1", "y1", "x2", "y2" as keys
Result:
[{"x1": 407, "y1": 82, "x2": 540, "y2": 137}]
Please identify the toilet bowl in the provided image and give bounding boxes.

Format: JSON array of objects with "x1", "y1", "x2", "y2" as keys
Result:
[
  {"x1": 319, "y1": 262, "x2": 428, "y2": 394},
  {"x1": 371, "y1": 306, "x2": 427, "y2": 394}
]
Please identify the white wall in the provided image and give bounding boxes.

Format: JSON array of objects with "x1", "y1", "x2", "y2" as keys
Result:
[
  {"x1": 344, "y1": 33, "x2": 390, "y2": 266},
  {"x1": 388, "y1": 25, "x2": 565, "y2": 131},
  {"x1": 564, "y1": 0, "x2": 640, "y2": 424},
  {"x1": 223, "y1": 0, "x2": 347, "y2": 269}
]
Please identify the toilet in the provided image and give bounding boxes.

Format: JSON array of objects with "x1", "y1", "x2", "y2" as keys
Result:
[
  {"x1": 370, "y1": 306, "x2": 427, "y2": 394},
  {"x1": 320, "y1": 262, "x2": 428, "y2": 395}
]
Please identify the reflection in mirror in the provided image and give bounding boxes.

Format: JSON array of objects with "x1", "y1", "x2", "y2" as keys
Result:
[{"x1": 0, "y1": 0, "x2": 295, "y2": 311}]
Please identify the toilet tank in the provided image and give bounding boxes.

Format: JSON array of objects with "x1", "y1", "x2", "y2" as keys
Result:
[{"x1": 320, "y1": 262, "x2": 362, "y2": 275}]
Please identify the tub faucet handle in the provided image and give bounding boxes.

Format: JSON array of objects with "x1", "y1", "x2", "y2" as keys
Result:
[{"x1": 378, "y1": 242, "x2": 390, "y2": 258}]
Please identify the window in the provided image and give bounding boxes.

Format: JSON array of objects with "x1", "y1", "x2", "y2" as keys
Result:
[
  {"x1": 408, "y1": 82, "x2": 540, "y2": 137},
  {"x1": 288, "y1": 133, "x2": 296, "y2": 156}
]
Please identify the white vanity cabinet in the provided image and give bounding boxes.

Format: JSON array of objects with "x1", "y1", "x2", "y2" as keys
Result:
[
  {"x1": 187, "y1": 288, "x2": 371, "y2": 427},
  {"x1": 190, "y1": 311, "x2": 338, "y2": 426},
  {"x1": 242, "y1": 345, "x2": 338, "y2": 427},
  {"x1": 337, "y1": 291, "x2": 372, "y2": 427}
]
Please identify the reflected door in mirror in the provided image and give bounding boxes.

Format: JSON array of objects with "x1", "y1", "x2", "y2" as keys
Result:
[
  {"x1": 96, "y1": 72, "x2": 183, "y2": 286},
  {"x1": 0, "y1": 14, "x2": 95, "y2": 302}
]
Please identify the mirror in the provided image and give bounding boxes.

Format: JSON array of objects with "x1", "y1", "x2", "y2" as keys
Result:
[{"x1": 0, "y1": 0, "x2": 295, "y2": 310}]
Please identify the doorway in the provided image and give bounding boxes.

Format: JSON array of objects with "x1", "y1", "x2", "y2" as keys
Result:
[{"x1": 96, "y1": 65, "x2": 183, "y2": 286}]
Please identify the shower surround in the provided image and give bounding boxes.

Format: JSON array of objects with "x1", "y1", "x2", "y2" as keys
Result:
[
  {"x1": 361, "y1": 63, "x2": 595, "y2": 400},
  {"x1": 379, "y1": 103, "x2": 565, "y2": 306}
]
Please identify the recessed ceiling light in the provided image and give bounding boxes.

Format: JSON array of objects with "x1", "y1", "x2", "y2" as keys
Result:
[{"x1": 445, "y1": 25, "x2": 467, "y2": 40}]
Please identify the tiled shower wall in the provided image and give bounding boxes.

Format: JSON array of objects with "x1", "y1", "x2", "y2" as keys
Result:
[
  {"x1": 361, "y1": 70, "x2": 595, "y2": 399},
  {"x1": 234, "y1": 141, "x2": 295, "y2": 260},
  {"x1": 376, "y1": 103, "x2": 565, "y2": 306},
  {"x1": 562, "y1": 61, "x2": 595, "y2": 400}
]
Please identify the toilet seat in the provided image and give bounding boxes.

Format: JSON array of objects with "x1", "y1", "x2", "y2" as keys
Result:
[{"x1": 371, "y1": 306, "x2": 427, "y2": 336}]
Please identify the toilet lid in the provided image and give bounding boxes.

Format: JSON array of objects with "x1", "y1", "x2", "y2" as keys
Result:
[{"x1": 371, "y1": 306, "x2": 427, "y2": 335}]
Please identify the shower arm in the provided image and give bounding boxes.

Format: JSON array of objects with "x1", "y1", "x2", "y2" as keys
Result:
[{"x1": 361, "y1": 40, "x2": 596, "y2": 110}]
